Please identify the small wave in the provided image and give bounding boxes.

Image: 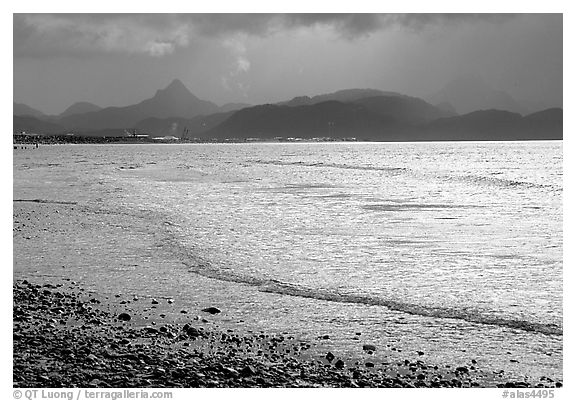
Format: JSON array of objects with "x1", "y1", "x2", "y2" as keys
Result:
[
  {"x1": 13, "y1": 199, "x2": 77, "y2": 205},
  {"x1": 445, "y1": 174, "x2": 561, "y2": 192},
  {"x1": 285, "y1": 183, "x2": 339, "y2": 189},
  {"x1": 254, "y1": 159, "x2": 561, "y2": 193},
  {"x1": 362, "y1": 203, "x2": 480, "y2": 212},
  {"x1": 319, "y1": 193, "x2": 353, "y2": 199},
  {"x1": 180, "y1": 255, "x2": 561, "y2": 337},
  {"x1": 257, "y1": 280, "x2": 562, "y2": 336},
  {"x1": 253, "y1": 159, "x2": 408, "y2": 174},
  {"x1": 259, "y1": 183, "x2": 341, "y2": 193}
]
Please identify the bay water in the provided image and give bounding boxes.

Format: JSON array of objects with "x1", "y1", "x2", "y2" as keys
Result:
[{"x1": 13, "y1": 141, "x2": 563, "y2": 383}]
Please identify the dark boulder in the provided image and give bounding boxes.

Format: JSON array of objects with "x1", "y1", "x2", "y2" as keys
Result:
[
  {"x1": 201, "y1": 307, "x2": 221, "y2": 314},
  {"x1": 240, "y1": 365, "x2": 256, "y2": 377},
  {"x1": 117, "y1": 313, "x2": 131, "y2": 322}
]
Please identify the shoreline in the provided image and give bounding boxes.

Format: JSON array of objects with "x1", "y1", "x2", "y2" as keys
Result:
[
  {"x1": 13, "y1": 133, "x2": 562, "y2": 146},
  {"x1": 12, "y1": 195, "x2": 563, "y2": 388}
]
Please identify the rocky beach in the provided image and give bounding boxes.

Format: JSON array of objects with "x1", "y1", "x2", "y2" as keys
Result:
[{"x1": 13, "y1": 277, "x2": 562, "y2": 388}]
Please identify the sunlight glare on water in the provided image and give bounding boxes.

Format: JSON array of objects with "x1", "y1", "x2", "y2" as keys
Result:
[{"x1": 13, "y1": 141, "x2": 563, "y2": 381}]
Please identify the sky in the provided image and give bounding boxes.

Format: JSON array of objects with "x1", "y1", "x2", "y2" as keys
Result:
[{"x1": 13, "y1": 13, "x2": 562, "y2": 115}]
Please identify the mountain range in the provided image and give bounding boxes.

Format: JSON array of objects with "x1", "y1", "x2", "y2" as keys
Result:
[
  {"x1": 57, "y1": 79, "x2": 220, "y2": 130},
  {"x1": 13, "y1": 78, "x2": 562, "y2": 141},
  {"x1": 14, "y1": 102, "x2": 46, "y2": 119},
  {"x1": 426, "y1": 75, "x2": 527, "y2": 115},
  {"x1": 59, "y1": 102, "x2": 102, "y2": 118}
]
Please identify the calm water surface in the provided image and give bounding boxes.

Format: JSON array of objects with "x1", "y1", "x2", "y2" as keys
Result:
[{"x1": 13, "y1": 141, "x2": 563, "y2": 383}]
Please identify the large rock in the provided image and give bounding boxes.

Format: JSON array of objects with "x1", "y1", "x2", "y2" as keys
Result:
[
  {"x1": 186, "y1": 327, "x2": 201, "y2": 338},
  {"x1": 240, "y1": 365, "x2": 256, "y2": 377},
  {"x1": 455, "y1": 366, "x2": 469, "y2": 374},
  {"x1": 325, "y1": 352, "x2": 335, "y2": 362},
  {"x1": 143, "y1": 327, "x2": 159, "y2": 334}
]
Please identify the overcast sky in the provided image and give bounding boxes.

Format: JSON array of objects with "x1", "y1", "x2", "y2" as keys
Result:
[{"x1": 13, "y1": 13, "x2": 562, "y2": 115}]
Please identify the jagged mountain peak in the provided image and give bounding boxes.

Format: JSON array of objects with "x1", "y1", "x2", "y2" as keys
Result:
[
  {"x1": 57, "y1": 79, "x2": 218, "y2": 130},
  {"x1": 155, "y1": 79, "x2": 196, "y2": 99},
  {"x1": 165, "y1": 78, "x2": 187, "y2": 91}
]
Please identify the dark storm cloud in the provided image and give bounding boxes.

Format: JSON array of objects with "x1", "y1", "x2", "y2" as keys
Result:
[
  {"x1": 186, "y1": 13, "x2": 517, "y2": 39},
  {"x1": 14, "y1": 14, "x2": 191, "y2": 58},
  {"x1": 13, "y1": 13, "x2": 561, "y2": 115},
  {"x1": 186, "y1": 14, "x2": 385, "y2": 38},
  {"x1": 14, "y1": 13, "x2": 519, "y2": 58},
  {"x1": 281, "y1": 13, "x2": 516, "y2": 38}
]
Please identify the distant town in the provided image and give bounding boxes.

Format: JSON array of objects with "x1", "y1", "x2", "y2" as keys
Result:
[{"x1": 13, "y1": 132, "x2": 359, "y2": 146}]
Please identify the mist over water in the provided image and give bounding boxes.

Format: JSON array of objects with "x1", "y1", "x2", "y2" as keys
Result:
[{"x1": 13, "y1": 141, "x2": 562, "y2": 382}]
